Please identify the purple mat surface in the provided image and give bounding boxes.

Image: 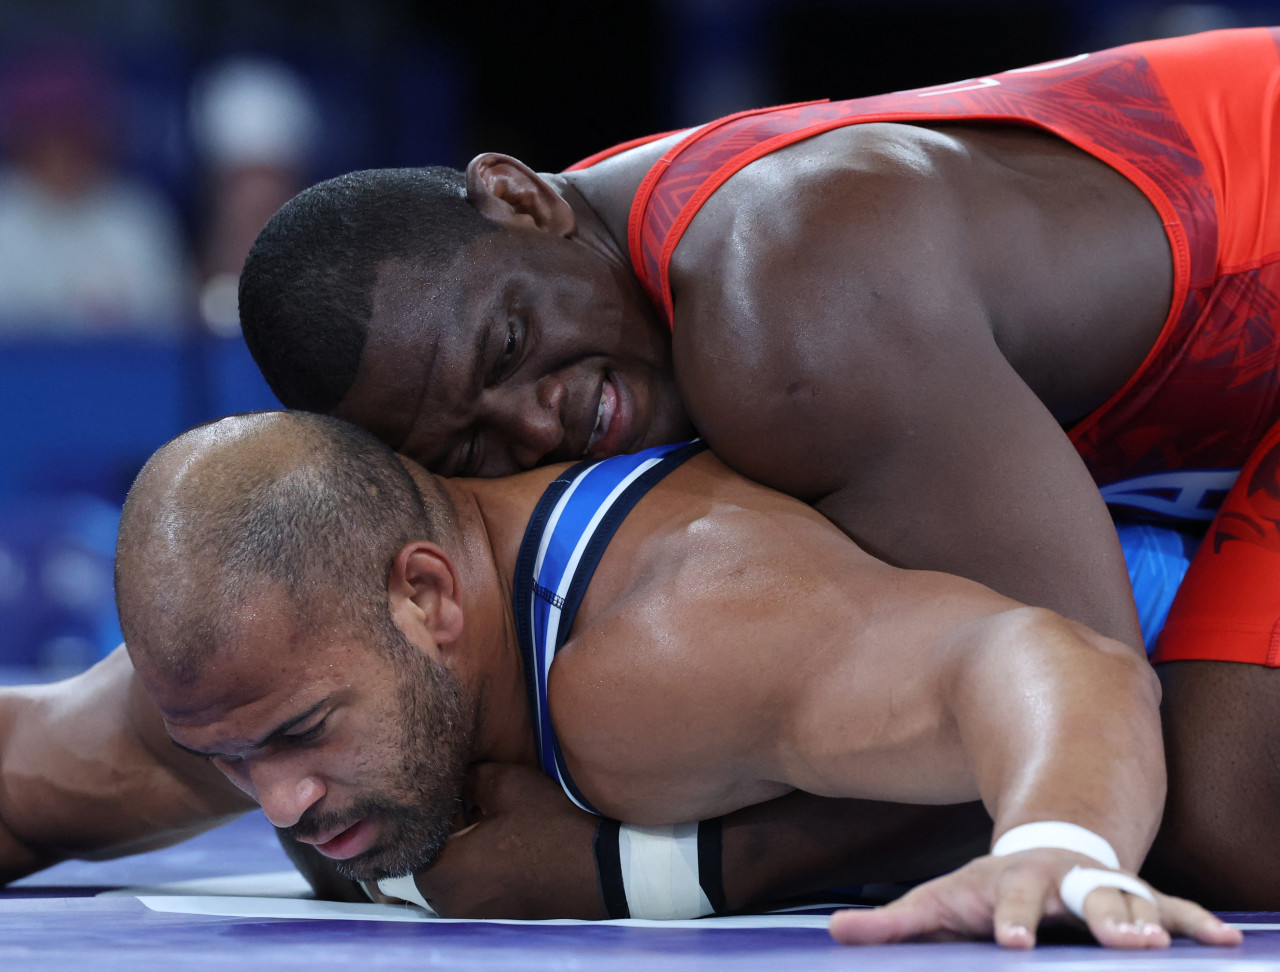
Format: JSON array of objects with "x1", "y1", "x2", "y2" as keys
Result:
[{"x1": 3, "y1": 812, "x2": 1278, "y2": 971}]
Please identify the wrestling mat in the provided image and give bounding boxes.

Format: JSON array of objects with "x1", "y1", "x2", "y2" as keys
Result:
[{"x1": 3, "y1": 814, "x2": 1278, "y2": 971}]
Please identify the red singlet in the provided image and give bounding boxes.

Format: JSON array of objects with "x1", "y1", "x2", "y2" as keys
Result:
[{"x1": 569, "y1": 28, "x2": 1280, "y2": 666}]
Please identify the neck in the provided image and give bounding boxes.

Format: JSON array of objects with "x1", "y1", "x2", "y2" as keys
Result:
[
  {"x1": 422, "y1": 466, "x2": 568, "y2": 768},
  {"x1": 552, "y1": 128, "x2": 690, "y2": 267}
]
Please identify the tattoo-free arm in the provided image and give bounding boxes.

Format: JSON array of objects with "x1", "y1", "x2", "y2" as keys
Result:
[
  {"x1": 782, "y1": 598, "x2": 1233, "y2": 946},
  {"x1": 0, "y1": 647, "x2": 252, "y2": 884},
  {"x1": 943, "y1": 608, "x2": 1163, "y2": 865},
  {"x1": 675, "y1": 185, "x2": 1143, "y2": 653}
]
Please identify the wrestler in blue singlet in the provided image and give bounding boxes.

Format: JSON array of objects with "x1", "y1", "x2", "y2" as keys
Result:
[
  {"x1": 513, "y1": 441, "x2": 1192, "y2": 791},
  {"x1": 508, "y1": 440, "x2": 1189, "y2": 919},
  {"x1": 512, "y1": 439, "x2": 706, "y2": 809}
]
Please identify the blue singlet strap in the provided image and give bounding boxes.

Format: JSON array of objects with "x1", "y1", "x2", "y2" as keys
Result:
[{"x1": 512, "y1": 440, "x2": 707, "y2": 814}]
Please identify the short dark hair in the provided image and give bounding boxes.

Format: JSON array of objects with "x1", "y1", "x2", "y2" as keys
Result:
[
  {"x1": 239, "y1": 167, "x2": 496, "y2": 414},
  {"x1": 116, "y1": 411, "x2": 458, "y2": 683}
]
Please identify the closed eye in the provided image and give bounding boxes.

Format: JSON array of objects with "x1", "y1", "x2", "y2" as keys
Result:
[
  {"x1": 458, "y1": 431, "x2": 483, "y2": 478},
  {"x1": 285, "y1": 718, "x2": 328, "y2": 745}
]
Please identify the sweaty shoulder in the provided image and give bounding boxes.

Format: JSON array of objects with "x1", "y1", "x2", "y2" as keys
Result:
[
  {"x1": 664, "y1": 120, "x2": 1169, "y2": 502},
  {"x1": 673, "y1": 123, "x2": 967, "y2": 307},
  {"x1": 543, "y1": 452, "x2": 887, "y2": 818},
  {"x1": 668, "y1": 123, "x2": 986, "y2": 499}
]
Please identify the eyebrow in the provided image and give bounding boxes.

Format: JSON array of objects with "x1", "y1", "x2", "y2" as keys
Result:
[{"x1": 169, "y1": 698, "x2": 330, "y2": 760}]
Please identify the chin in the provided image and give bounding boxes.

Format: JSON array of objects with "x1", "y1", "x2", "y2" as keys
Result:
[{"x1": 334, "y1": 838, "x2": 445, "y2": 884}]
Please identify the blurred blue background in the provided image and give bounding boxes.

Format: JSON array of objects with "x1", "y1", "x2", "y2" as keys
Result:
[{"x1": 0, "y1": 0, "x2": 1274, "y2": 680}]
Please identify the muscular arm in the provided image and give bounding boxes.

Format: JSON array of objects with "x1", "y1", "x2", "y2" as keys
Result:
[
  {"x1": 0, "y1": 646, "x2": 253, "y2": 884},
  {"x1": 773, "y1": 599, "x2": 1163, "y2": 867},
  {"x1": 673, "y1": 137, "x2": 1144, "y2": 651},
  {"x1": 720, "y1": 794, "x2": 990, "y2": 910},
  {"x1": 793, "y1": 596, "x2": 1238, "y2": 947}
]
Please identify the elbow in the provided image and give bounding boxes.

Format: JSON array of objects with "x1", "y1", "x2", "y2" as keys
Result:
[
  {"x1": 1066, "y1": 609, "x2": 1163, "y2": 712},
  {"x1": 989, "y1": 605, "x2": 1162, "y2": 711}
]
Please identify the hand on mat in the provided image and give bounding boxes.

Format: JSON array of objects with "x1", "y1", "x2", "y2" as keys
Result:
[
  {"x1": 828, "y1": 850, "x2": 1242, "y2": 949},
  {"x1": 412, "y1": 762, "x2": 605, "y2": 919}
]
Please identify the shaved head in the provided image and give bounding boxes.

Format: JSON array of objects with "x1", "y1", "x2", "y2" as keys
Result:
[{"x1": 115, "y1": 411, "x2": 456, "y2": 684}]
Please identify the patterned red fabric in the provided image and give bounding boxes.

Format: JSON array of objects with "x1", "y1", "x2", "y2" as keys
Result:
[
  {"x1": 1154, "y1": 417, "x2": 1280, "y2": 666},
  {"x1": 590, "y1": 28, "x2": 1280, "y2": 498},
  {"x1": 570, "y1": 29, "x2": 1280, "y2": 666}
]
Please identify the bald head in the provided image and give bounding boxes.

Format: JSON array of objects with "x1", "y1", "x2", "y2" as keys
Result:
[{"x1": 115, "y1": 411, "x2": 456, "y2": 684}]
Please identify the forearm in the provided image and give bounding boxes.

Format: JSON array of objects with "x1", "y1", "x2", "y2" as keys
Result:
[
  {"x1": 0, "y1": 691, "x2": 52, "y2": 884},
  {"x1": 722, "y1": 793, "x2": 991, "y2": 911},
  {"x1": 0, "y1": 814, "x2": 52, "y2": 886},
  {"x1": 0, "y1": 655, "x2": 251, "y2": 883},
  {"x1": 361, "y1": 773, "x2": 994, "y2": 919},
  {"x1": 816, "y1": 487, "x2": 1144, "y2": 654},
  {"x1": 956, "y1": 607, "x2": 1165, "y2": 868}
]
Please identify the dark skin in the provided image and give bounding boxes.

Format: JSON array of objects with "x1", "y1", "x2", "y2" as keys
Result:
[
  {"x1": 322, "y1": 118, "x2": 1194, "y2": 915},
  {"x1": 331, "y1": 122, "x2": 1162, "y2": 651},
  {"x1": 1145, "y1": 663, "x2": 1280, "y2": 909},
  {"x1": 324, "y1": 110, "x2": 1280, "y2": 915}
]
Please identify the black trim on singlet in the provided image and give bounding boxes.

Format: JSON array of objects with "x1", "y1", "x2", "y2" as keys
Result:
[
  {"x1": 594, "y1": 818, "x2": 631, "y2": 919},
  {"x1": 512, "y1": 440, "x2": 708, "y2": 812},
  {"x1": 697, "y1": 816, "x2": 727, "y2": 915}
]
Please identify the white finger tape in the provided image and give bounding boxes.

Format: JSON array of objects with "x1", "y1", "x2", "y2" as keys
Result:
[
  {"x1": 1059, "y1": 866, "x2": 1157, "y2": 921},
  {"x1": 991, "y1": 821, "x2": 1120, "y2": 869}
]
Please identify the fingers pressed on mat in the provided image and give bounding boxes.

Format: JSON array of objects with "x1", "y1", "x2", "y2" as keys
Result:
[
  {"x1": 1083, "y1": 887, "x2": 1169, "y2": 949},
  {"x1": 992, "y1": 864, "x2": 1050, "y2": 949},
  {"x1": 829, "y1": 902, "x2": 931, "y2": 945},
  {"x1": 1158, "y1": 895, "x2": 1245, "y2": 947}
]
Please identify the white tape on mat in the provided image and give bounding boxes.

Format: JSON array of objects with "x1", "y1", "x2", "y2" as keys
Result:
[
  {"x1": 377, "y1": 874, "x2": 439, "y2": 917},
  {"x1": 137, "y1": 895, "x2": 433, "y2": 921},
  {"x1": 619, "y1": 821, "x2": 712, "y2": 919},
  {"x1": 134, "y1": 894, "x2": 835, "y2": 927}
]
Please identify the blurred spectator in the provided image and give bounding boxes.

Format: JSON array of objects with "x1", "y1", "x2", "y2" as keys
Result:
[
  {"x1": 0, "y1": 46, "x2": 191, "y2": 335},
  {"x1": 189, "y1": 56, "x2": 320, "y2": 336}
]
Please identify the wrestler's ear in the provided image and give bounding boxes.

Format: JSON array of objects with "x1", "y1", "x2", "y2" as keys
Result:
[
  {"x1": 465, "y1": 153, "x2": 576, "y2": 237},
  {"x1": 388, "y1": 541, "x2": 465, "y2": 650}
]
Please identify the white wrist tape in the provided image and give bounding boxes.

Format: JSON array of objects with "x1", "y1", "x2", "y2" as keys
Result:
[
  {"x1": 377, "y1": 874, "x2": 439, "y2": 917},
  {"x1": 991, "y1": 821, "x2": 1121, "y2": 869},
  {"x1": 618, "y1": 821, "x2": 712, "y2": 919},
  {"x1": 1059, "y1": 866, "x2": 1156, "y2": 920}
]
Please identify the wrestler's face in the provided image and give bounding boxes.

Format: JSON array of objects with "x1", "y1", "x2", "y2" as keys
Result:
[
  {"x1": 329, "y1": 231, "x2": 694, "y2": 477},
  {"x1": 153, "y1": 604, "x2": 472, "y2": 882}
]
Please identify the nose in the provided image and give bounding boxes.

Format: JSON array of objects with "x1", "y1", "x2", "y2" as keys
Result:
[
  {"x1": 484, "y1": 375, "x2": 567, "y2": 471},
  {"x1": 242, "y1": 758, "x2": 327, "y2": 829}
]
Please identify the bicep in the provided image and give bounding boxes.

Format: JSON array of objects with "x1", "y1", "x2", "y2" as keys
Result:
[{"x1": 681, "y1": 283, "x2": 1140, "y2": 648}]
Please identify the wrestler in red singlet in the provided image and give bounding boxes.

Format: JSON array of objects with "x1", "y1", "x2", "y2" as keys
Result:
[{"x1": 569, "y1": 27, "x2": 1280, "y2": 668}]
